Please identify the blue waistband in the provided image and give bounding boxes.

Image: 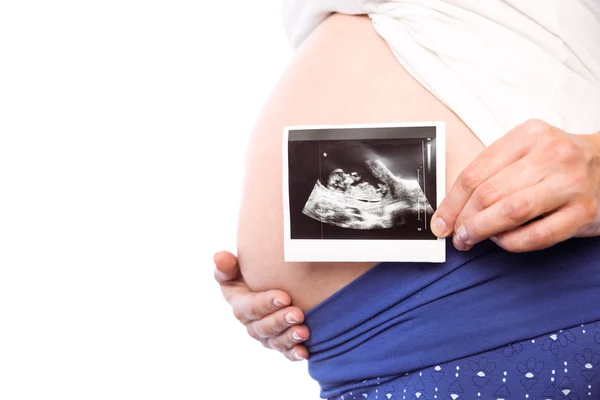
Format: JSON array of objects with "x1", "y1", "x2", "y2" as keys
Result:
[{"x1": 304, "y1": 237, "x2": 600, "y2": 398}]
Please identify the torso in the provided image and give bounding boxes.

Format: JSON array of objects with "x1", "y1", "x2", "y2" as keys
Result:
[{"x1": 237, "y1": 13, "x2": 485, "y2": 311}]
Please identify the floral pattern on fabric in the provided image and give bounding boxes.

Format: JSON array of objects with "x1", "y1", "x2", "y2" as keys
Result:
[{"x1": 334, "y1": 321, "x2": 600, "y2": 400}]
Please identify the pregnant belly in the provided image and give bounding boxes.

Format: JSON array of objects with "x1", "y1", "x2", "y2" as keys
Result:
[{"x1": 237, "y1": 13, "x2": 486, "y2": 311}]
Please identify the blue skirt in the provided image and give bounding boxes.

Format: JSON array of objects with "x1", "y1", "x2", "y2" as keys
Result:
[{"x1": 304, "y1": 238, "x2": 600, "y2": 399}]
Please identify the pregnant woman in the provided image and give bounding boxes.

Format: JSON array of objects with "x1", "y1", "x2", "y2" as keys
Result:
[{"x1": 216, "y1": 1, "x2": 600, "y2": 399}]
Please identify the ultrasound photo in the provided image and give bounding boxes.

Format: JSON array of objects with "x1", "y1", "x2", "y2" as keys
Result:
[{"x1": 282, "y1": 123, "x2": 446, "y2": 262}]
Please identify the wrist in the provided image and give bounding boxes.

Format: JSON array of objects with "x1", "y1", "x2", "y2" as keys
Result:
[{"x1": 582, "y1": 131, "x2": 600, "y2": 156}]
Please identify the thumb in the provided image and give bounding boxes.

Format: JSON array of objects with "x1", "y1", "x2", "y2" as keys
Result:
[{"x1": 213, "y1": 251, "x2": 240, "y2": 283}]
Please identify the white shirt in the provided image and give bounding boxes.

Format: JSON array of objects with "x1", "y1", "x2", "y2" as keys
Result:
[{"x1": 281, "y1": 0, "x2": 600, "y2": 146}]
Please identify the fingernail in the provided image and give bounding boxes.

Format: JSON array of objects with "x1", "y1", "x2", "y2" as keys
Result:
[
  {"x1": 285, "y1": 312, "x2": 299, "y2": 324},
  {"x1": 214, "y1": 269, "x2": 228, "y2": 281},
  {"x1": 273, "y1": 298, "x2": 288, "y2": 307},
  {"x1": 490, "y1": 236, "x2": 498, "y2": 243},
  {"x1": 431, "y1": 217, "x2": 448, "y2": 237},
  {"x1": 293, "y1": 351, "x2": 305, "y2": 360},
  {"x1": 456, "y1": 225, "x2": 471, "y2": 245},
  {"x1": 453, "y1": 235, "x2": 466, "y2": 251},
  {"x1": 292, "y1": 330, "x2": 303, "y2": 341}
]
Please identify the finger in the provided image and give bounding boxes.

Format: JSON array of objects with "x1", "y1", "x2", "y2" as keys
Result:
[
  {"x1": 213, "y1": 251, "x2": 293, "y2": 310},
  {"x1": 213, "y1": 251, "x2": 239, "y2": 283},
  {"x1": 265, "y1": 324, "x2": 311, "y2": 353},
  {"x1": 283, "y1": 344, "x2": 310, "y2": 361},
  {"x1": 490, "y1": 204, "x2": 587, "y2": 252},
  {"x1": 453, "y1": 154, "x2": 543, "y2": 230},
  {"x1": 455, "y1": 178, "x2": 571, "y2": 249},
  {"x1": 247, "y1": 306, "x2": 305, "y2": 338},
  {"x1": 431, "y1": 121, "x2": 543, "y2": 237},
  {"x1": 231, "y1": 289, "x2": 292, "y2": 325}
]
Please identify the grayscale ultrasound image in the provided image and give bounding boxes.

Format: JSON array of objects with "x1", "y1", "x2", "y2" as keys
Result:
[
  {"x1": 287, "y1": 127, "x2": 438, "y2": 240},
  {"x1": 302, "y1": 159, "x2": 433, "y2": 230}
]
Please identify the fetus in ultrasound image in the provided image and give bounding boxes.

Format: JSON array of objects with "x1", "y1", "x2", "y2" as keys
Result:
[{"x1": 302, "y1": 158, "x2": 432, "y2": 230}]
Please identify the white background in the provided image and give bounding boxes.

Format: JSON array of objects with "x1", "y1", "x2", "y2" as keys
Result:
[{"x1": 0, "y1": 1, "x2": 321, "y2": 399}]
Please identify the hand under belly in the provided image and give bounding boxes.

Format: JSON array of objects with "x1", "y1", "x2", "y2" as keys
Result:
[{"x1": 237, "y1": 13, "x2": 485, "y2": 311}]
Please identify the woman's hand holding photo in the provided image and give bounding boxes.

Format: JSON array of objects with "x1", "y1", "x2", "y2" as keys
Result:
[{"x1": 432, "y1": 119, "x2": 600, "y2": 252}]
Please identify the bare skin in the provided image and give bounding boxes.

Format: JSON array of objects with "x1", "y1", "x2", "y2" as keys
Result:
[
  {"x1": 220, "y1": 13, "x2": 484, "y2": 360},
  {"x1": 431, "y1": 120, "x2": 600, "y2": 251},
  {"x1": 236, "y1": 13, "x2": 484, "y2": 313},
  {"x1": 214, "y1": 252, "x2": 309, "y2": 360}
]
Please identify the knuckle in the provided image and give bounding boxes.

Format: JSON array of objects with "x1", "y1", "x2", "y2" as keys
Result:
[
  {"x1": 267, "y1": 339, "x2": 285, "y2": 352},
  {"x1": 439, "y1": 200, "x2": 459, "y2": 221},
  {"x1": 526, "y1": 225, "x2": 553, "y2": 250},
  {"x1": 275, "y1": 344, "x2": 286, "y2": 353},
  {"x1": 246, "y1": 304, "x2": 261, "y2": 320},
  {"x1": 501, "y1": 195, "x2": 533, "y2": 222},
  {"x1": 247, "y1": 326, "x2": 260, "y2": 341},
  {"x1": 268, "y1": 326, "x2": 280, "y2": 337},
  {"x1": 460, "y1": 165, "x2": 486, "y2": 192},
  {"x1": 544, "y1": 138, "x2": 579, "y2": 162},
  {"x1": 253, "y1": 325, "x2": 267, "y2": 338},
  {"x1": 498, "y1": 234, "x2": 530, "y2": 253},
  {"x1": 254, "y1": 321, "x2": 279, "y2": 339},
  {"x1": 567, "y1": 171, "x2": 587, "y2": 189},
  {"x1": 503, "y1": 241, "x2": 527, "y2": 253},
  {"x1": 523, "y1": 118, "x2": 550, "y2": 137},
  {"x1": 576, "y1": 198, "x2": 599, "y2": 223},
  {"x1": 261, "y1": 326, "x2": 275, "y2": 338},
  {"x1": 473, "y1": 182, "x2": 501, "y2": 209},
  {"x1": 498, "y1": 241, "x2": 519, "y2": 253},
  {"x1": 232, "y1": 307, "x2": 245, "y2": 322},
  {"x1": 265, "y1": 325, "x2": 281, "y2": 338},
  {"x1": 261, "y1": 340, "x2": 273, "y2": 350}
]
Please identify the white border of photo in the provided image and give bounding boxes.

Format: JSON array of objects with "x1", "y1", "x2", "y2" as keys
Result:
[{"x1": 282, "y1": 122, "x2": 446, "y2": 263}]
